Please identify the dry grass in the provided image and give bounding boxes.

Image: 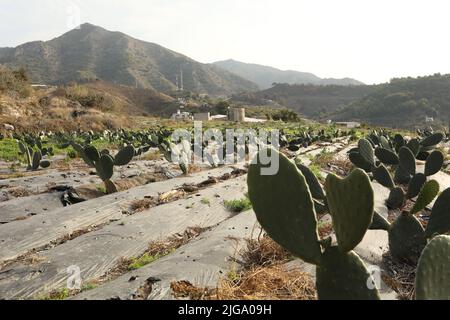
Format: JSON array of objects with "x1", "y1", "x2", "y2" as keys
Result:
[
  {"x1": 130, "y1": 197, "x2": 157, "y2": 213},
  {"x1": 327, "y1": 158, "x2": 354, "y2": 176},
  {"x1": 171, "y1": 265, "x2": 316, "y2": 301},
  {"x1": 170, "y1": 234, "x2": 317, "y2": 300},
  {"x1": 171, "y1": 281, "x2": 217, "y2": 300},
  {"x1": 215, "y1": 235, "x2": 316, "y2": 300},
  {"x1": 381, "y1": 253, "x2": 416, "y2": 300},
  {"x1": 240, "y1": 236, "x2": 291, "y2": 269},
  {"x1": 215, "y1": 265, "x2": 316, "y2": 300},
  {"x1": 8, "y1": 187, "x2": 30, "y2": 198},
  {"x1": 100, "y1": 227, "x2": 208, "y2": 284}
]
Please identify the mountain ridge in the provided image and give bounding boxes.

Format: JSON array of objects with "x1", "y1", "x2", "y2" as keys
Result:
[
  {"x1": 213, "y1": 59, "x2": 364, "y2": 89},
  {"x1": 0, "y1": 23, "x2": 259, "y2": 96}
]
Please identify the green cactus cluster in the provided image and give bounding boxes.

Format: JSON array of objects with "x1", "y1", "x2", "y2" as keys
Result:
[
  {"x1": 349, "y1": 132, "x2": 448, "y2": 262},
  {"x1": 18, "y1": 141, "x2": 51, "y2": 170},
  {"x1": 72, "y1": 142, "x2": 135, "y2": 194},
  {"x1": 248, "y1": 148, "x2": 380, "y2": 299},
  {"x1": 349, "y1": 131, "x2": 444, "y2": 184}
]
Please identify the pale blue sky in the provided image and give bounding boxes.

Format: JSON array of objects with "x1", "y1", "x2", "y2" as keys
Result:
[{"x1": 1, "y1": 0, "x2": 450, "y2": 84}]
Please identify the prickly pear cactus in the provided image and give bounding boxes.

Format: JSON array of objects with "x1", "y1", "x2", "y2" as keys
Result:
[
  {"x1": 295, "y1": 159, "x2": 325, "y2": 200},
  {"x1": 399, "y1": 146, "x2": 416, "y2": 176},
  {"x1": 386, "y1": 187, "x2": 406, "y2": 210},
  {"x1": 415, "y1": 235, "x2": 450, "y2": 300},
  {"x1": 424, "y1": 150, "x2": 444, "y2": 177},
  {"x1": 425, "y1": 188, "x2": 450, "y2": 238},
  {"x1": 248, "y1": 148, "x2": 322, "y2": 265},
  {"x1": 406, "y1": 173, "x2": 427, "y2": 199},
  {"x1": 410, "y1": 180, "x2": 439, "y2": 215},
  {"x1": 325, "y1": 169, "x2": 374, "y2": 253},
  {"x1": 373, "y1": 165, "x2": 395, "y2": 189},
  {"x1": 114, "y1": 145, "x2": 135, "y2": 166},
  {"x1": 32, "y1": 150, "x2": 42, "y2": 170},
  {"x1": 394, "y1": 165, "x2": 412, "y2": 184},
  {"x1": 96, "y1": 154, "x2": 114, "y2": 181},
  {"x1": 369, "y1": 211, "x2": 391, "y2": 231},
  {"x1": 85, "y1": 145, "x2": 100, "y2": 162},
  {"x1": 389, "y1": 212, "x2": 426, "y2": 262},
  {"x1": 358, "y1": 139, "x2": 375, "y2": 167},
  {"x1": 316, "y1": 246, "x2": 381, "y2": 300},
  {"x1": 375, "y1": 147, "x2": 399, "y2": 165},
  {"x1": 349, "y1": 152, "x2": 372, "y2": 172},
  {"x1": 406, "y1": 139, "x2": 420, "y2": 156},
  {"x1": 420, "y1": 132, "x2": 444, "y2": 148}
]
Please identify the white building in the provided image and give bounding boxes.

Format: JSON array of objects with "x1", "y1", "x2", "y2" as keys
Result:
[
  {"x1": 335, "y1": 121, "x2": 361, "y2": 129},
  {"x1": 171, "y1": 110, "x2": 193, "y2": 121}
]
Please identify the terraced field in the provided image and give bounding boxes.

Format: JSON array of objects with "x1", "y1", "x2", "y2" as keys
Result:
[{"x1": 0, "y1": 129, "x2": 449, "y2": 300}]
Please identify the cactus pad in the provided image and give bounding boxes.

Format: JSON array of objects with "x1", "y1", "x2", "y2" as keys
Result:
[
  {"x1": 373, "y1": 165, "x2": 395, "y2": 189},
  {"x1": 248, "y1": 148, "x2": 322, "y2": 265},
  {"x1": 420, "y1": 132, "x2": 444, "y2": 148},
  {"x1": 394, "y1": 165, "x2": 411, "y2": 184},
  {"x1": 406, "y1": 173, "x2": 427, "y2": 199},
  {"x1": 358, "y1": 139, "x2": 375, "y2": 166},
  {"x1": 84, "y1": 145, "x2": 100, "y2": 162},
  {"x1": 114, "y1": 145, "x2": 135, "y2": 166},
  {"x1": 39, "y1": 160, "x2": 51, "y2": 169},
  {"x1": 399, "y1": 146, "x2": 416, "y2": 175},
  {"x1": 410, "y1": 180, "x2": 439, "y2": 215},
  {"x1": 316, "y1": 246, "x2": 380, "y2": 300},
  {"x1": 295, "y1": 160, "x2": 325, "y2": 200},
  {"x1": 349, "y1": 152, "x2": 372, "y2": 172},
  {"x1": 406, "y1": 139, "x2": 420, "y2": 156},
  {"x1": 386, "y1": 187, "x2": 405, "y2": 210},
  {"x1": 424, "y1": 150, "x2": 444, "y2": 177},
  {"x1": 369, "y1": 211, "x2": 391, "y2": 231},
  {"x1": 32, "y1": 150, "x2": 42, "y2": 170},
  {"x1": 425, "y1": 188, "x2": 450, "y2": 238},
  {"x1": 389, "y1": 212, "x2": 426, "y2": 261},
  {"x1": 415, "y1": 235, "x2": 450, "y2": 300},
  {"x1": 96, "y1": 154, "x2": 114, "y2": 181},
  {"x1": 325, "y1": 169, "x2": 374, "y2": 253},
  {"x1": 374, "y1": 147, "x2": 399, "y2": 165}
]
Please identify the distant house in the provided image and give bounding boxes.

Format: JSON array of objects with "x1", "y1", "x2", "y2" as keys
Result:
[
  {"x1": 171, "y1": 110, "x2": 193, "y2": 121},
  {"x1": 231, "y1": 108, "x2": 246, "y2": 122},
  {"x1": 335, "y1": 121, "x2": 361, "y2": 128},
  {"x1": 194, "y1": 112, "x2": 211, "y2": 121},
  {"x1": 425, "y1": 116, "x2": 434, "y2": 123}
]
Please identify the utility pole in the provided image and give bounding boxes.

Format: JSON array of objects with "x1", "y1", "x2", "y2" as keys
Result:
[{"x1": 180, "y1": 67, "x2": 184, "y2": 91}]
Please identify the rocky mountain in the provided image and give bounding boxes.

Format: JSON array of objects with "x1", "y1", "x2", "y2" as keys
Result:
[
  {"x1": 0, "y1": 24, "x2": 258, "y2": 96},
  {"x1": 213, "y1": 59, "x2": 364, "y2": 89}
]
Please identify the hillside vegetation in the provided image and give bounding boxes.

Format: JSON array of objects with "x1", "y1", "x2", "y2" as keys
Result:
[
  {"x1": 0, "y1": 66, "x2": 176, "y2": 132},
  {"x1": 0, "y1": 65, "x2": 32, "y2": 97},
  {"x1": 233, "y1": 83, "x2": 377, "y2": 118},
  {"x1": 331, "y1": 73, "x2": 450, "y2": 129}
]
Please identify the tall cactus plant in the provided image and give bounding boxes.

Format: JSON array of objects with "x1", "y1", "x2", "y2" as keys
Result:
[
  {"x1": 72, "y1": 142, "x2": 135, "y2": 194},
  {"x1": 248, "y1": 148, "x2": 380, "y2": 299}
]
